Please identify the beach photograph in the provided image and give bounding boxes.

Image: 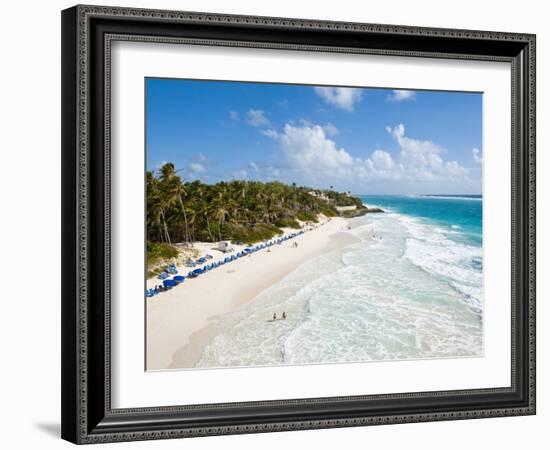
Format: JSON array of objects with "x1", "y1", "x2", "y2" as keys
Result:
[{"x1": 145, "y1": 79, "x2": 483, "y2": 371}]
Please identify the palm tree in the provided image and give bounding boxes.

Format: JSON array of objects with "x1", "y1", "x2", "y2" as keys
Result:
[
  {"x1": 146, "y1": 162, "x2": 359, "y2": 245},
  {"x1": 193, "y1": 184, "x2": 215, "y2": 241},
  {"x1": 147, "y1": 171, "x2": 171, "y2": 243},
  {"x1": 211, "y1": 197, "x2": 230, "y2": 242},
  {"x1": 158, "y1": 163, "x2": 192, "y2": 244}
]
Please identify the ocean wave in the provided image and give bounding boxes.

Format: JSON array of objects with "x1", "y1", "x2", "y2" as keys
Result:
[
  {"x1": 196, "y1": 212, "x2": 483, "y2": 368},
  {"x1": 399, "y1": 215, "x2": 483, "y2": 315}
]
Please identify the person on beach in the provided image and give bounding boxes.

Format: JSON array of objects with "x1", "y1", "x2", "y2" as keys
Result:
[
  {"x1": 273, "y1": 313, "x2": 277, "y2": 320},
  {"x1": 282, "y1": 312, "x2": 287, "y2": 320}
]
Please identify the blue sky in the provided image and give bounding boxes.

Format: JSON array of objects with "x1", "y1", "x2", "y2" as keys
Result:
[{"x1": 146, "y1": 78, "x2": 482, "y2": 195}]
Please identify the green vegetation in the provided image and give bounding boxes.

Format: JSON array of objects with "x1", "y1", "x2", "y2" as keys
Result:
[
  {"x1": 297, "y1": 211, "x2": 320, "y2": 222},
  {"x1": 147, "y1": 162, "x2": 366, "y2": 245},
  {"x1": 322, "y1": 189, "x2": 364, "y2": 208},
  {"x1": 225, "y1": 223, "x2": 283, "y2": 244},
  {"x1": 146, "y1": 241, "x2": 179, "y2": 277},
  {"x1": 340, "y1": 206, "x2": 384, "y2": 218},
  {"x1": 274, "y1": 218, "x2": 301, "y2": 229},
  {"x1": 147, "y1": 241, "x2": 178, "y2": 265},
  {"x1": 320, "y1": 207, "x2": 338, "y2": 218}
]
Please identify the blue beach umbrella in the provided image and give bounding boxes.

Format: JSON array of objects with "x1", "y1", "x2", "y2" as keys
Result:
[
  {"x1": 163, "y1": 279, "x2": 177, "y2": 288},
  {"x1": 173, "y1": 275, "x2": 185, "y2": 282}
]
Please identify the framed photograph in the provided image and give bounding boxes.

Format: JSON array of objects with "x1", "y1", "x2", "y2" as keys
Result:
[{"x1": 61, "y1": 4, "x2": 536, "y2": 444}]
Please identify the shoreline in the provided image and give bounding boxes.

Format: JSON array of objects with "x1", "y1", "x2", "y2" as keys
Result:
[{"x1": 146, "y1": 216, "x2": 358, "y2": 370}]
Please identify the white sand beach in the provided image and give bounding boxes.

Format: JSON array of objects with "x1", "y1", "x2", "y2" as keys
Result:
[{"x1": 146, "y1": 216, "x2": 356, "y2": 370}]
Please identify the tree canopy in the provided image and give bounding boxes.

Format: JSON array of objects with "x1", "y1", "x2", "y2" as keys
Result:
[{"x1": 147, "y1": 163, "x2": 364, "y2": 245}]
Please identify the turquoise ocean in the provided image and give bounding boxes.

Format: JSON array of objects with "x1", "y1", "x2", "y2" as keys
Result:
[{"x1": 196, "y1": 195, "x2": 483, "y2": 368}]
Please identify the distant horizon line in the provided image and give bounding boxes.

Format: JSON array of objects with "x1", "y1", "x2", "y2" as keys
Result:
[{"x1": 357, "y1": 193, "x2": 482, "y2": 196}]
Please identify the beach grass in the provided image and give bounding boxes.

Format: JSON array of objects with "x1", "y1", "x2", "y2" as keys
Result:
[
  {"x1": 274, "y1": 217, "x2": 301, "y2": 229},
  {"x1": 147, "y1": 241, "x2": 179, "y2": 276},
  {"x1": 226, "y1": 223, "x2": 284, "y2": 244}
]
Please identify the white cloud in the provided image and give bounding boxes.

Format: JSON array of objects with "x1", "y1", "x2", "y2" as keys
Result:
[
  {"x1": 261, "y1": 128, "x2": 279, "y2": 139},
  {"x1": 189, "y1": 162, "x2": 205, "y2": 174},
  {"x1": 272, "y1": 123, "x2": 406, "y2": 184},
  {"x1": 386, "y1": 124, "x2": 467, "y2": 180},
  {"x1": 231, "y1": 121, "x2": 475, "y2": 192},
  {"x1": 277, "y1": 122, "x2": 469, "y2": 184},
  {"x1": 246, "y1": 109, "x2": 270, "y2": 127},
  {"x1": 472, "y1": 147, "x2": 482, "y2": 164},
  {"x1": 232, "y1": 168, "x2": 249, "y2": 179},
  {"x1": 313, "y1": 87, "x2": 363, "y2": 111},
  {"x1": 323, "y1": 122, "x2": 338, "y2": 136},
  {"x1": 228, "y1": 110, "x2": 239, "y2": 122},
  {"x1": 371, "y1": 149, "x2": 394, "y2": 170},
  {"x1": 279, "y1": 123, "x2": 354, "y2": 174},
  {"x1": 445, "y1": 160, "x2": 467, "y2": 176},
  {"x1": 247, "y1": 161, "x2": 281, "y2": 180},
  {"x1": 196, "y1": 152, "x2": 208, "y2": 163},
  {"x1": 387, "y1": 90, "x2": 416, "y2": 102},
  {"x1": 389, "y1": 123, "x2": 442, "y2": 155},
  {"x1": 185, "y1": 153, "x2": 211, "y2": 179}
]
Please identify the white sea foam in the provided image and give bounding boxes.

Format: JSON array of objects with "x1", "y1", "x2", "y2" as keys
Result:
[
  {"x1": 196, "y1": 213, "x2": 483, "y2": 368},
  {"x1": 399, "y1": 215, "x2": 483, "y2": 315},
  {"x1": 421, "y1": 195, "x2": 482, "y2": 202}
]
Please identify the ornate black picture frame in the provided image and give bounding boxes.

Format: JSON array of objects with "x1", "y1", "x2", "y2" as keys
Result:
[{"x1": 61, "y1": 4, "x2": 536, "y2": 444}]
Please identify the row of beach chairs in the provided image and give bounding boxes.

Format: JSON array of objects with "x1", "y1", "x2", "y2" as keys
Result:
[{"x1": 146, "y1": 231, "x2": 305, "y2": 295}]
